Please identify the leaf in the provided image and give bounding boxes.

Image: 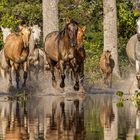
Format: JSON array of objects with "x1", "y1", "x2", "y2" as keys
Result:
[{"x1": 116, "y1": 91, "x2": 124, "y2": 97}]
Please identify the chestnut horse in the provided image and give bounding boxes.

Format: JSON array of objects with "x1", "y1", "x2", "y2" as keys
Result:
[
  {"x1": 100, "y1": 50, "x2": 115, "y2": 88},
  {"x1": 66, "y1": 26, "x2": 86, "y2": 88},
  {"x1": 75, "y1": 26, "x2": 86, "y2": 87},
  {"x1": 44, "y1": 19, "x2": 79, "y2": 90},
  {"x1": 3, "y1": 25, "x2": 31, "y2": 89}
]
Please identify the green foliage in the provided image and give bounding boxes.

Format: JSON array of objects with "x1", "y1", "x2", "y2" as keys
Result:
[
  {"x1": 0, "y1": 0, "x2": 42, "y2": 49},
  {"x1": 116, "y1": 91, "x2": 124, "y2": 97},
  {"x1": 0, "y1": 0, "x2": 139, "y2": 81}
]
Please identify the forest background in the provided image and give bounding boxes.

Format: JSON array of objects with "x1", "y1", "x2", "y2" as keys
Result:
[{"x1": 0, "y1": 0, "x2": 139, "y2": 83}]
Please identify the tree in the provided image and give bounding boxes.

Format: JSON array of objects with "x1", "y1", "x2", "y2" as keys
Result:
[
  {"x1": 42, "y1": 0, "x2": 59, "y2": 41},
  {"x1": 103, "y1": 0, "x2": 120, "y2": 78}
]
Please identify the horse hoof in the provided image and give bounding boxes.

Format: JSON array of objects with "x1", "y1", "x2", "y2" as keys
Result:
[
  {"x1": 74, "y1": 84, "x2": 79, "y2": 91},
  {"x1": 22, "y1": 83, "x2": 26, "y2": 88},
  {"x1": 60, "y1": 82, "x2": 65, "y2": 88},
  {"x1": 52, "y1": 80, "x2": 57, "y2": 88}
]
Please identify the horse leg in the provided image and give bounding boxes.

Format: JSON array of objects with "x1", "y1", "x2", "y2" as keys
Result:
[
  {"x1": 28, "y1": 63, "x2": 32, "y2": 81},
  {"x1": 14, "y1": 63, "x2": 20, "y2": 89},
  {"x1": 46, "y1": 56, "x2": 57, "y2": 87},
  {"x1": 22, "y1": 61, "x2": 28, "y2": 87},
  {"x1": 8, "y1": 67, "x2": 12, "y2": 86},
  {"x1": 35, "y1": 63, "x2": 39, "y2": 80},
  {"x1": 136, "y1": 60, "x2": 140, "y2": 74},
  {"x1": 59, "y1": 60, "x2": 65, "y2": 88},
  {"x1": 79, "y1": 62, "x2": 84, "y2": 87},
  {"x1": 70, "y1": 59, "x2": 79, "y2": 91},
  {"x1": 107, "y1": 73, "x2": 112, "y2": 88},
  {"x1": 105, "y1": 72, "x2": 112, "y2": 88}
]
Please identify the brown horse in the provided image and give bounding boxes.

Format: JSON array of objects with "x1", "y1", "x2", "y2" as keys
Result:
[
  {"x1": 44, "y1": 19, "x2": 79, "y2": 90},
  {"x1": 74, "y1": 26, "x2": 86, "y2": 87},
  {"x1": 99, "y1": 50, "x2": 115, "y2": 88},
  {"x1": 3, "y1": 25, "x2": 31, "y2": 89},
  {"x1": 66, "y1": 26, "x2": 86, "y2": 88}
]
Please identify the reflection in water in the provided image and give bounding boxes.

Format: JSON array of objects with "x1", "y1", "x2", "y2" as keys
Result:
[
  {"x1": 0, "y1": 94, "x2": 140, "y2": 139},
  {"x1": 0, "y1": 95, "x2": 85, "y2": 140}
]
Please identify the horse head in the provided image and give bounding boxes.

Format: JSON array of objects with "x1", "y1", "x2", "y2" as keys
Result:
[
  {"x1": 19, "y1": 25, "x2": 32, "y2": 48},
  {"x1": 1, "y1": 27, "x2": 11, "y2": 43},
  {"x1": 77, "y1": 26, "x2": 86, "y2": 49},
  {"x1": 31, "y1": 25, "x2": 41, "y2": 44},
  {"x1": 65, "y1": 19, "x2": 78, "y2": 47},
  {"x1": 104, "y1": 50, "x2": 112, "y2": 66}
]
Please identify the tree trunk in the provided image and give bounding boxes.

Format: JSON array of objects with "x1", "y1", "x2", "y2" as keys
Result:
[
  {"x1": 42, "y1": 0, "x2": 59, "y2": 41},
  {"x1": 103, "y1": 0, "x2": 120, "y2": 78}
]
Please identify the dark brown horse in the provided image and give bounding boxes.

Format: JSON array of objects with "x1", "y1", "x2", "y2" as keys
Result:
[
  {"x1": 44, "y1": 19, "x2": 79, "y2": 90},
  {"x1": 3, "y1": 25, "x2": 31, "y2": 89},
  {"x1": 99, "y1": 50, "x2": 115, "y2": 88}
]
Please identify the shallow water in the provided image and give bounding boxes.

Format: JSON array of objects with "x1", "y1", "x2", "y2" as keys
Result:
[{"x1": 0, "y1": 91, "x2": 139, "y2": 140}]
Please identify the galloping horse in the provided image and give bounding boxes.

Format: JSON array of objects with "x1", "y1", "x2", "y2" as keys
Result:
[
  {"x1": 66, "y1": 26, "x2": 86, "y2": 88},
  {"x1": 28, "y1": 25, "x2": 41, "y2": 80},
  {"x1": 3, "y1": 25, "x2": 31, "y2": 89},
  {"x1": 75, "y1": 26, "x2": 86, "y2": 87},
  {"x1": 44, "y1": 19, "x2": 79, "y2": 90},
  {"x1": 126, "y1": 17, "x2": 140, "y2": 89},
  {"x1": 100, "y1": 50, "x2": 115, "y2": 88}
]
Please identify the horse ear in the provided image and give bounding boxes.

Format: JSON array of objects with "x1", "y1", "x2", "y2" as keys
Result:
[
  {"x1": 66, "y1": 18, "x2": 71, "y2": 24},
  {"x1": 1, "y1": 26, "x2": 4, "y2": 31},
  {"x1": 19, "y1": 25, "x2": 23, "y2": 31},
  {"x1": 82, "y1": 26, "x2": 86, "y2": 32}
]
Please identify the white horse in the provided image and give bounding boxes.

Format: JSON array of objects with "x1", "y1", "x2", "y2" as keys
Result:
[
  {"x1": 126, "y1": 17, "x2": 140, "y2": 92},
  {"x1": 126, "y1": 17, "x2": 140, "y2": 72},
  {"x1": 1, "y1": 27, "x2": 11, "y2": 43},
  {"x1": 0, "y1": 27, "x2": 12, "y2": 78}
]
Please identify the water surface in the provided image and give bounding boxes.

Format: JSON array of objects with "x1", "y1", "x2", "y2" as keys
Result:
[{"x1": 0, "y1": 92, "x2": 139, "y2": 140}]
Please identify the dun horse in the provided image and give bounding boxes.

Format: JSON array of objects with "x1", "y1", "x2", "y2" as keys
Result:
[
  {"x1": 100, "y1": 50, "x2": 115, "y2": 88},
  {"x1": 44, "y1": 19, "x2": 79, "y2": 90},
  {"x1": 3, "y1": 25, "x2": 31, "y2": 89}
]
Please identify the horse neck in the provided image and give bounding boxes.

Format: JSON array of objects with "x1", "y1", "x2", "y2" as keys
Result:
[
  {"x1": 29, "y1": 33, "x2": 36, "y2": 54},
  {"x1": 62, "y1": 31, "x2": 72, "y2": 49}
]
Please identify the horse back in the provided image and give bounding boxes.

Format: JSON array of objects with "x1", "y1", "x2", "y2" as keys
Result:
[
  {"x1": 44, "y1": 31, "x2": 60, "y2": 62},
  {"x1": 4, "y1": 33, "x2": 25, "y2": 61},
  {"x1": 126, "y1": 34, "x2": 137, "y2": 65}
]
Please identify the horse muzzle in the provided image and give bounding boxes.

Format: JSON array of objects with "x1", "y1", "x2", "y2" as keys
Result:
[{"x1": 70, "y1": 39, "x2": 77, "y2": 47}]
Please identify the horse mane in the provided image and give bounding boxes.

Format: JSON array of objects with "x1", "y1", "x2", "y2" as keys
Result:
[{"x1": 58, "y1": 29, "x2": 65, "y2": 40}]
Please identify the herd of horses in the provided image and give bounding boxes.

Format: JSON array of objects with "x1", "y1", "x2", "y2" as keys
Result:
[
  {"x1": 0, "y1": 19, "x2": 87, "y2": 91},
  {"x1": 1, "y1": 17, "x2": 140, "y2": 92}
]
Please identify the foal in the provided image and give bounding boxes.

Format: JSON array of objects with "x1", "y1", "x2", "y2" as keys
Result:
[{"x1": 99, "y1": 50, "x2": 115, "y2": 88}]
